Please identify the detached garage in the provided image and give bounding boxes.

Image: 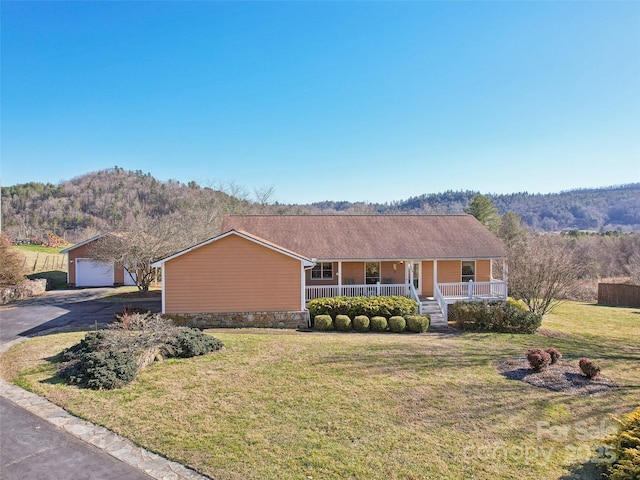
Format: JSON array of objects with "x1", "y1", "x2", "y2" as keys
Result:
[{"x1": 61, "y1": 233, "x2": 136, "y2": 287}]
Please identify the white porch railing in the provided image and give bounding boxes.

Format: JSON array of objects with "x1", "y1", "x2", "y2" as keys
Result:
[
  {"x1": 305, "y1": 281, "x2": 508, "y2": 306},
  {"x1": 438, "y1": 281, "x2": 507, "y2": 300},
  {"x1": 305, "y1": 283, "x2": 409, "y2": 302},
  {"x1": 434, "y1": 283, "x2": 448, "y2": 320},
  {"x1": 409, "y1": 283, "x2": 422, "y2": 313}
]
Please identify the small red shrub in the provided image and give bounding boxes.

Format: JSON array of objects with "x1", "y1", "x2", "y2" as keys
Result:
[
  {"x1": 578, "y1": 357, "x2": 601, "y2": 379},
  {"x1": 545, "y1": 348, "x2": 562, "y2": 365},
  {"x1": 526, "y1": 348, "x2": 551, "y2": 371}
]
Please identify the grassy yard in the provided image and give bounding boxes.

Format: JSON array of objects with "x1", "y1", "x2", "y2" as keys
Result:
[
  {"x1": 13, "y1": 245, "x2": 67, "y2": 273},
  {"x1": 1, "y1": 302, "x2": 638, "y2": 479}
]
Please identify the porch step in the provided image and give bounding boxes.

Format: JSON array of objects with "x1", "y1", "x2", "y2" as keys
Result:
[{"x1": 420, "y1": 300, "x2": 447, "y2": 327}]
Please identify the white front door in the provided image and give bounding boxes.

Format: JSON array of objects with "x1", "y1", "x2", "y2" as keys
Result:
[{"x1": 412, "y1": 261, "x2": 421, "y2": 295}]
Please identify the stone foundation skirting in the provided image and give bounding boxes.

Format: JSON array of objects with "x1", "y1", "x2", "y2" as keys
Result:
[
  {"x1": 0, "y1": 279, "x2": 48, "y2": 305},
  {"x1": 165, "y1": 310, "x2": 310, "y2": 329}
]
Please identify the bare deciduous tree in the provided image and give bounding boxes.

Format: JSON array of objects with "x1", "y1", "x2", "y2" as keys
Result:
[
  {"x1": 89, "y1": 214, "x2": 208, "y2": 292},
  {"x1": 627, "y1": 252, "x2": 640, "y2": 285},
  {"x1": 508, "y1": 235, "x2": 588, "y2": 316}
]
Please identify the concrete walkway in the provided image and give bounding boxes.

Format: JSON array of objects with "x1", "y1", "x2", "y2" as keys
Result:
[{"x1": 0, "y1": 290, "x2": 209, "y2": 480}]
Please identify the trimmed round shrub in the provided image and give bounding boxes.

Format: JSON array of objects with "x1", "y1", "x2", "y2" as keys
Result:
[
  {"x1": 545, "y1": 347, "x2": 562, "y2": 365},
  {"x1": 334, "y1": 315, "x2": 352, "y2": 332},
  {"x1": 406, "y1": 315, "x2": 430, "y2": 333},
  {"x1": 388, "y1": 316, "x2": 406, "y2": 333},
  {"x1": 370, "y1": 316, "x2": 388, "y2": 332},
  {"x1": 353, "y1": 315, "x2": 370, "y2": 332},
  {"x1": 308, "y1": 296, "x2": 418, "y2": 319},
  {"x1": 526, "y1": 348, "x2": 551, "y2": 371},
  {"x1": 314, "y1": 315, "x2": 333, "y2": 331},
  {"x1": 579, "y1": 357, "x2": 601, "y2": 379}
]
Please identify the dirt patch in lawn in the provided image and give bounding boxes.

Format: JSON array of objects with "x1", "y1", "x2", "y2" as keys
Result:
[{"x1": 496, "y1": 357, "x2": 618, "y2": 395}]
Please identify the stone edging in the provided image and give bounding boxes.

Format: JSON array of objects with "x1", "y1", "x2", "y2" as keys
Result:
[{"x1": 0, "y1": 335, "x2": 210, "y2": 480}]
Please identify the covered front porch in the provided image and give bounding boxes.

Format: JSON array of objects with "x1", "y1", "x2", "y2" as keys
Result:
[{"x1": 304, "y1": 259, "x2": 508, "y2": 321}]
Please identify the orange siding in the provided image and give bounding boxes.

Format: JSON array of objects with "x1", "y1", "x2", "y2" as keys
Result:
[
  {"x1": 422, "y1": 261, "x2": 434, "y2": 296},
  {"x1": 381, "y1": 261, "x2": 405, "y2": 284},
  {"x1": 342, "y1": 262, "x2": 365, "y2": 284},
  {"x1": 164, "y1": 234, "x2": 302, "y2": 313},
  {"x1": 476, "y1": 260, "x2": 491, "y2": 282},
  {"x1": 437, "y1": 260, "x2": 461, "y2": 283}
]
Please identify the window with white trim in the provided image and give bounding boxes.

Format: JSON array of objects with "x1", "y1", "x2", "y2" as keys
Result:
[
  {"x1": 311, "y1": 262, "x2": 333, "y2": 279},
  {"x1": 462, "y1": 261, "x2": 476, "y2": 282}
]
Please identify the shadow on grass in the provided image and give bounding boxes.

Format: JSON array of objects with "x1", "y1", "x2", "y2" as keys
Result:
[{"x1": 559, "y1": 460, "x2": 607, "y2": 480}]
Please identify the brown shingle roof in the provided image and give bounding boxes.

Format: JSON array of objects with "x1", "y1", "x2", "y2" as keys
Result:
[{"x1": 221, "y1": 215, "x2": 505, "y2": 260}]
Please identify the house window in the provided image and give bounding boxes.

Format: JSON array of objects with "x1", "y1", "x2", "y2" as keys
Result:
[
  {"x1": 462, "y1": 261, "x2": 475, "y2": 282},
  {"x1": 311, "y1": 262, "x2": 333, "y2": 280},
  {"x1": 365, "y1": 262, "x2": 380, "y2": 284}
]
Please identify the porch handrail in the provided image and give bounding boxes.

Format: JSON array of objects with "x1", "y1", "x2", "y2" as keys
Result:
[
  {"x1": 306, "y1": 283, "x2": 410, "y2": 302},
  {"x1": 409, "y1": 282, "x2": 421, "y2": 314},
  {"x1": 438, "y1": 281, "x2": 507, "y2": 299},
  {"x1": 434, "y1": 283, "x2": 448, "y2": 321}
]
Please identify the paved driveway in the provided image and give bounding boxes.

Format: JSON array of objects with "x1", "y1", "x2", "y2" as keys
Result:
[
  {"x1": 0, "y1": 288, "x2": 168, "y2": 480},
  {"x1": 0, "y1": 288, "x2": 161, "y2": 343}
]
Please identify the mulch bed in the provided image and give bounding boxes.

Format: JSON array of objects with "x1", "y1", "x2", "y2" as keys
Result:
[{"x1": 496, "y1": 357, "x2": 618, "y2": 395}]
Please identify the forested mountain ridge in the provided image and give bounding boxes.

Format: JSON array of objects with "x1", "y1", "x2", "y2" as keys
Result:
[
  {"x1": 377, "y1": 184, "x2": 640, "y2": 232},
  {"x1": 311, "y1": 184, "x2": 640, "y2": 232},
  {"x1": 2, "y1": 168, "x2": 639, "y2": 243}
]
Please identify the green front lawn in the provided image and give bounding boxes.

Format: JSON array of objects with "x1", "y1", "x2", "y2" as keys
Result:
[
  {"x1": 1, "y1": 302, "x2": 638, "y2": 479},
  {"x1": 13, "y1": 244, "x2": 67, "y2": 254}
]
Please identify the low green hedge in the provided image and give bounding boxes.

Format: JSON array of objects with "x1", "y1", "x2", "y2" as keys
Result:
[
  {"x1": 308, "y1": 296, "x2": 418, "y2": 319},
  {"x1": 449, "y1": 301, "x2": 542, "y2": 334},
  {"x1": 312, "y1": 313, "x2": 430, "y2": 334}
]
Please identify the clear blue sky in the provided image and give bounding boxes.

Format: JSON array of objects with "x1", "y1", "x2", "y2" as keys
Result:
[{"x1": 2, "y1": 1, "x2": 639, "y2": 204}]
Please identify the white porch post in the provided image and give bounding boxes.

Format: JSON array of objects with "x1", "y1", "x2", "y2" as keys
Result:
[
  {"x1": 160, "y1": 264, "x2": 166, "y2": 314},
  {"x1": 490, "y1": 259, "x2": 494, "y2": 281},
  {"x1": 409, "y1": 263, "x2": 414, "y2": 290},
  {"x1": 338, "y1": 261, "x2": 342, "y2": 295},
  {"x1": 300, "y1": 264, "x2": 306, "y2": 311},
  {"x1": 433, "y1": 260, "x2": 438, "y2": 296}
]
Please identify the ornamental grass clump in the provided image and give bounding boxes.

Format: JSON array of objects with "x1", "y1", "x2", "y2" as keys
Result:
[
  {"x1": 352, "y1": 315, "x2": 370, "y2": 332},
  {"x1": 334, "y1": 315, "x2": 352, "y2": 332},
  {"x1": 579, "y1": 357, "x2": 601, "y2": 379},
  {"x1": 526, "y1": 348, "x2": 551, "y2": 371},
  {"x1": 601, "y1": 406, "x2": 640, "y2": 480}
]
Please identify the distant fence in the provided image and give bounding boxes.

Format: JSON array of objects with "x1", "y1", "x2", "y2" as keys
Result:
[{"x1": 597, "y1": 283, "x2": 640, "y2": 308}]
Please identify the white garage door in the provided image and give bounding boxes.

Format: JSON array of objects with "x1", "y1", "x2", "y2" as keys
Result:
[{"x1": 76, "y1": 259, "x2": 114, "y2": 287}]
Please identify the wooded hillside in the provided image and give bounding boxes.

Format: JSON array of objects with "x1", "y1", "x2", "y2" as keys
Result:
[{"x1": 2, "y1": 168, "x2": 639, "y2": 243}]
